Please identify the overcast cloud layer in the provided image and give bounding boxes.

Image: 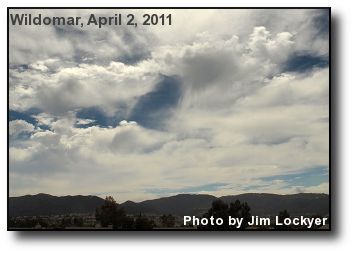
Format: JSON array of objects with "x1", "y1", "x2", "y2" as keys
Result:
[{"x1": 9, "y1": 9, "x2": 329, "y2": 202}]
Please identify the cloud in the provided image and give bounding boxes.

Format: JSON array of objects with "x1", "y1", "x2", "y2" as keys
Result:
[
  {"x1": 146, "y1": 183, "x2": 228, "y2": 196},
  {"x1": 10, "y1": 9, "x2": 155, "y2": 65},
  {"x1": 9, "y1": 9, "x2": 329, "y2": 201},
  {"x1": 9, "y1": 120, "x2": 35, "y2": 138}
]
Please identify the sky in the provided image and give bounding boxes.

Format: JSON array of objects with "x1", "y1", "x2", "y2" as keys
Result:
[{"x1": 9, "y1": 9, "x2": 329, "y2": 202}]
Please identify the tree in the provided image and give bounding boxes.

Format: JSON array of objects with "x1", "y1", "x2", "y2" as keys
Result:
[
  {"x1": 135, "y1": 214, "x2": 154, "y2": 230},
  {"x1": 278, "y1": 209, "x2": 290, "y2": 221},
  {"x1": 121, "y1": 216, "x2": 135, "y2": 229},
  {"x1": 201, "y1": 199, "x2": 252, "y2": 230},
  {"x1": 229, "y1": 200, "x2": 251, "y2": 229},
  {"x1": 95, "y1": 196, "x2": 127, "y2": 229},
  {"x1": 204, "y1": 199, "x2": 229, "y2": 230},
  {"x1": 275, "y1": 209, "x2": 291, "y2": 229},
  {"x1": 73, "y1": 216, "x2": 84, "y2": 227},
  {"x1": 160, "y1": 214, "x2": 175, "y2": 227}
]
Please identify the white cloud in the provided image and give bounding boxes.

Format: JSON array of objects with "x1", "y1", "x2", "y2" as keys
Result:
[
  {"x1": 9, "y1": 120, "x2": 35, "y2": 138},
  {"x1": 76, "y1": 118, "x2": 96, "y2": 125}
]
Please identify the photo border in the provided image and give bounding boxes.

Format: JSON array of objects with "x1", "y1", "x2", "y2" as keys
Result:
[{"x1": 7, "y1": 6, "x2": 332, "y2": 232}]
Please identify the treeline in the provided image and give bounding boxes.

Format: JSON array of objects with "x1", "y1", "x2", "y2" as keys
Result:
[
  {"x1": 95, "y1": 196, "x2": 253, "y2": 230},
  {"x1": 8, "y1": 215, "x2": 86, "y2": 229},
  {"x1": 95, "y1": 196, "x2": 155, "y2": 229},
  {"x1": 198, "y1": 199, "x2": 251, "y2": 229},
  {"x1": 9, "y1": 196, "x2": 328, "y2": 229},
  {"x1": 96, "y1": 196, "x2": 180, "y2": 229}
]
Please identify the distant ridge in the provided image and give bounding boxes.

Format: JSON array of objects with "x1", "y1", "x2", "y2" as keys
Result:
[
  {"x1": 9, "y1": 193, "x2": 329, "y2": 217},
  {"x1": 9, "y1": 193, "x2": 104, "y2": 217},
  {"x1": 121, "y1": 193, "x2": 329, "y2": 216}
]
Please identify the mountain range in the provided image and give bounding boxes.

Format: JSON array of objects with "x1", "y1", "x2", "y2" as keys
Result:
[{"x1": 9, "y1": 193, "x2": 329, "y2": 217}]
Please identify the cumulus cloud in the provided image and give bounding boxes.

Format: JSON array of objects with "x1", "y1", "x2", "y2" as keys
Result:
[
  {"x1": 9, "y1": 9, "x2": 329, "y2": 201},
  {"x1": 9, "y1": 120, "x2": 35, "y2": 138},
  {"x1": 9, "y1": 9, "x2": 155, "y2": 65}
]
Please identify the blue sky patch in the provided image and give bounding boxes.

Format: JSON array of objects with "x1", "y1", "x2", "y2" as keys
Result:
[
  {"x1": 9, "y1": 109, "x2": 51, "y2": 131},
  {"x1": 76, "y1": 106, "x2": 124, "y2": 128},
  {"x1": 259, "y1": 166, "x2": 328, "y2": 187},
  {"x1": 283, "y1": 54, "x2": 328, "y2": 73},
  {"x1": 9, "y1": 109, "x2": 38, "y2": 126},
  {"x1": 129, "y1": 75, "x2": 182, "y2": 130}
]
